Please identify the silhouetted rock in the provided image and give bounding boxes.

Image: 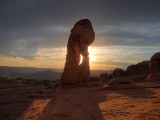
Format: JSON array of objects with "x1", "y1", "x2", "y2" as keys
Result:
[
  {"x1": 60, "y1": 19, "x2": 95, "y2": 85},
  {"x1": 126, "y1": 61, "x2": 149, "y2": 76},
  {"x1": 112, "y1": 68, "x2": 125, "y2": 78},
  {"x1": 148, "y1": 52, "x2": 160, "y2": 80}
]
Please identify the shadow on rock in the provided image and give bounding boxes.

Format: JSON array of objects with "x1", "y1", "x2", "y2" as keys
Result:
[{"x1": 38, "y1": 87, "x2": 108, "y2": 120}]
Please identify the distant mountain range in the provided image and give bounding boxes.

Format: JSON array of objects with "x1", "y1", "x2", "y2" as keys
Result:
[
  {"x1": 22, "y1": 70, "x2": 61, "y2": 80},
  {"x1": 0, "y1": 66, "x2": 112, "y2": 80},
  {"x1": 0, "y1": 66, "x2": 62, "y2": 80}
]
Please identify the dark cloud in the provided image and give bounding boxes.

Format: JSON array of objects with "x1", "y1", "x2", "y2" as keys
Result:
[
  {"x1": 94, "y1": 23, "x2": 160, "y2": 46},
  {"x1": 0, "y1": 0, "x2": 160, "y2": 59}
]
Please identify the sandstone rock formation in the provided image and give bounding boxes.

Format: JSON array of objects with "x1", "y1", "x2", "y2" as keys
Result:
[
  {"x1": 148, "y1": 52, "x2": 160, "y2": 80},
  {"x1": 126, "y1": 61, "x2": 149, "y2": 76},
  {"x1": 112, "y1": 68, "x2": 125, "y2": 78},
  {"x1": 60, "y1": 19, "x2": 95, "y2": 85}
]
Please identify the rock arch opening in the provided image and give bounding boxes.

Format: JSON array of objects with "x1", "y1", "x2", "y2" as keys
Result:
[{"x1": 79, "y1": 55, "x2": 83, "y2": 65}]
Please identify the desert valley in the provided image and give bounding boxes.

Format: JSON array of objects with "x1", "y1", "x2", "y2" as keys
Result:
[{"x1": 0, "y1": 59, "x2": 160, "y2": 120}]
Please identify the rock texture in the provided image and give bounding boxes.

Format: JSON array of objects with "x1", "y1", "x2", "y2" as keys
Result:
[
  {"x1": 126, "y1": 61, "x2": 149, "y2": 76},
  {"x1": 148, "y1": 52, "x2": 160, "y2": 80},
  {"x1": 112, "y1": 68, "x2": 125, "y2": 78},
  {"x1": 60, "y1": 19, "x2": 95, "y2": 85}
]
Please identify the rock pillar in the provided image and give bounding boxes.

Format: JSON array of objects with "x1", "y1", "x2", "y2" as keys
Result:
[{"x1": 60, "y1": 19, "x2": 95, "y2": 85}]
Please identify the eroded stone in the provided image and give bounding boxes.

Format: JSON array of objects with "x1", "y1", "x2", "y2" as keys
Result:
[
  {"x1": 148, "y1": 52, "x2": 160, "y2": 80},
  {"x1": 60, "y1": 19, "x2": 95, "y2": 85}
]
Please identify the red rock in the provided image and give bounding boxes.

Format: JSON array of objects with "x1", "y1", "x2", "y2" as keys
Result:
[
  {"x1": 126, "y1": 61, "x2": 149, "y2": 76},
  {"x1": 148, "y1": 52, "x2": 160, "y2": 80},
  {"x1": 60, "y1": 19, "x2": 95, "y2": 85}
]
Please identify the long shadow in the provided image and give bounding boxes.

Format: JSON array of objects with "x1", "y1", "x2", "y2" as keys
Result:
[
  {"x1": 38, "y1": 86, "x2": 107, "y2": 120},
  {"x1": 37, "y1": 82, "x2": 158, "y2": 120},
  {"x1": 15, "y1": 83, "x2": 157, "y2": 120},
  {"x1": 0, "y1": 80, "x2": 46, "y2": 120},
  {"x1": 0, "y1": 80, "x2": 56, "y2": 120},
  {"x1": 0, "y1": 99, "x2": 32, "y2": 120},
  {"x1": 0, "y1": 85, "x2": 33, "y2": 120}
]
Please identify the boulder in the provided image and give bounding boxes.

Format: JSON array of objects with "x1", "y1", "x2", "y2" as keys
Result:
[
  {"x1": 148, "y1": 52, "x2": 160, "y2": 80},
  {"x1": 126, "y1": 61, "x2": 149, "y2": 76}
]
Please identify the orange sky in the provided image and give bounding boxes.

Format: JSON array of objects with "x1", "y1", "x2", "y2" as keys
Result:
[
  {"x1": 0, "y1": 46, "x2": 159, "y2": 70},
  {"x1": 0, "y1": 0, "x2": 160, "y2": 70}
]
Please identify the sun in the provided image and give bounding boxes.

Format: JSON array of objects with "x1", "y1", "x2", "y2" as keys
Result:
[
  {"x1": 89, "y1": 52, "x2": 94, "y2": 62},
  {"x1": 88, "y1": 47, "x2": 96, "y2": 62},
  {"x1": 79, "y1": 47, "x2": 96, "y2": 64}
]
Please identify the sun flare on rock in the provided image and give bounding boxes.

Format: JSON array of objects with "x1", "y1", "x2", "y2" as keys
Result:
[{"x1": 88, "y1": 47, "x2": 96, "y2": 63}]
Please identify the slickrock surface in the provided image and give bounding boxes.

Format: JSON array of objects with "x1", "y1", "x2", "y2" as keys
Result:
[
  {"x1": 0, "y1": 80, "x2": 55, "y2": 120},
  {"x1": 39, "y1": 82, "x2": 160, "y2": 120},
  {"x1": 1, "y1": 80, "x2": 160, "y2": 120}
]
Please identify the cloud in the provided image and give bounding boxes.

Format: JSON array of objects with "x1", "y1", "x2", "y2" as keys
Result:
[
  {"x1": 0, "y1": 46, "x2": 159, "y2": 69},
  {"x1": 0, "y1": 25, "x2": 69, "y2": 59},
  {"x1": 89, "y1": 46, "x2": 159, "y2": 69},
  {"x1": 0, "y1": 0, "x2": 160, "y2": 60},
  {"x1": 94, "y1": 23, "x2": 160, "y2": 46}
]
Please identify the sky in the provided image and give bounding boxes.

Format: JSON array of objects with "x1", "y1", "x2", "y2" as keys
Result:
[{"x1": 0, "y1": 0, "x2": 160, "y2": 70}]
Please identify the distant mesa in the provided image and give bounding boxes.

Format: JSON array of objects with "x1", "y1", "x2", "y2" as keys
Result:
[
  {"x1": 60, "y1": 19, "x2": 95, "y2": 86},
  {"x1": 148, "y1": 52, "x2": 160, "y2": 80}
]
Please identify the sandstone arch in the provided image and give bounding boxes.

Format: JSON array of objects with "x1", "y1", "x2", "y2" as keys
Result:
[{"x1": 60, "y1": 19, "x2": 95, "y2": 85}]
